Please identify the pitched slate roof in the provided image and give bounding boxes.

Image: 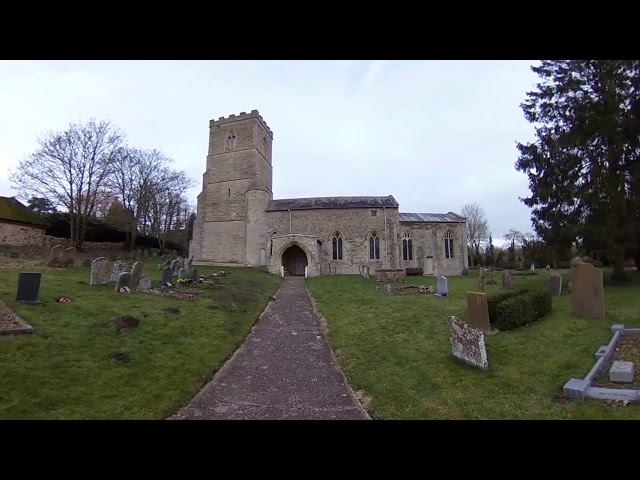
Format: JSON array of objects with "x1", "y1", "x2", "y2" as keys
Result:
[
  {"x1": 0, "y1": 196, "x2": 49, "y2": 227},
  {"x1": 399, "y1": 212, "x2": 466, "y2": 223},
  {"x1": 266, "y1": 195, "x2": 399, "y2": 211}
]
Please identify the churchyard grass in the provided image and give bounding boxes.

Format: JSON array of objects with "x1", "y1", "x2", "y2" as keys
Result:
[
  {"x1": 0, "y1": 261, "x2": 281, "y2": 420},
  {"x1": 307, "y1": 269, "x2": 640, "y2": 419}
]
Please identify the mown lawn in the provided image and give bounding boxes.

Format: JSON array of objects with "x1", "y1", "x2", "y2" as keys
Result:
[
  {"x1": 0, "y1": 260, "x2": 281, "y2": 420},
  {"x1": 307, "y1": 269, "x2": 640, "y2": 419}
]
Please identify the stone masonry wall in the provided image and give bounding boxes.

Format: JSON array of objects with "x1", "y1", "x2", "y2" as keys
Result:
[
  {"x1": 398, "y1": 222, "x2": 466, "y2": 276},
  {"x1": 263, "y1": 207, "x2": 400, "y2": 275},
  {"x1": 0, "y1": 222, "x2": 46, "y2": 247}
]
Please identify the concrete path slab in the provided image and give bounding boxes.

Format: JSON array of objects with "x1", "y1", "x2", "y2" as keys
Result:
[{"x1": 169, "y1": 276, "x2": 370, "y2": 420}]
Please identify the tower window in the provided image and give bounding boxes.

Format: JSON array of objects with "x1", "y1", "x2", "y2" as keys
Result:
[
  {"x1": 226, "y1": 131, "x2": 236, "y2": 150},
  {"x1": 370, "y1": 210, "x2": 377, "y2": 218},
  {"x1": 228, "y1": 188, "x2": 231, "y2": 197},
  {"x1": 262, "y1": 137, "x2": 268, "y2": 156}
]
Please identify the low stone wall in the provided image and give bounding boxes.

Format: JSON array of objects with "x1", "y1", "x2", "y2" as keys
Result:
[
  {"x1": 374, "y1": 268, "x2": 406, "y2": 282},
  {"x1": 44, "y1": 235, "x2": 126, "y2": 251},
  {"x1": 0, "y1": 222, "x2": 46, "y2": 247}
]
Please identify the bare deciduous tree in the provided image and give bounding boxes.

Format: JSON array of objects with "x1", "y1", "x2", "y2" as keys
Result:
[
  {"x1": 460, "y1": 202, "x2": 489, "y2": 266},
  {"x1": 108, "y1": 148, "x2": 171, "y2": 250},
  {"x1": 10, "y1": 119, "x2": 125, "y2": 250}
]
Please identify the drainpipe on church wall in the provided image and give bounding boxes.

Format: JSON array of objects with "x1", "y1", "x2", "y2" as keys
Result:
[
  {"x1": 288, "y1": 209, "x2": 292, "y2": 233},
  {"x1": 383, "y1": 207, "x2": 388, "y2": 267}
]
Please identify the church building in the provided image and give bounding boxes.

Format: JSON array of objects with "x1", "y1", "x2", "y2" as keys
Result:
[{"x1": 190, "y1": 110, "x2": 468, "y2": 277}]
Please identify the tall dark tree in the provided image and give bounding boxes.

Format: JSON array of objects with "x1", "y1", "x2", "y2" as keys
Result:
[
  {"x1": 508, "y1": 239, "x2": 515, "y2": 263},
  {"x1": 26, "y1": 196, "x2": 57, "y2": 214},
  {"x1": 485, "y1": 234, "x2": 495, "y2": 266},
  {"x1": 515, "y1": 60, "x2": 640, "y2": 282}
]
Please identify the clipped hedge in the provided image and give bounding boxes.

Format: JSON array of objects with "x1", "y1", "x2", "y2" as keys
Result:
[
  {"x1": 494, "y1": 289, "x2": 552, "y2": 331},
  {"x1": 487, "y1": 290, "x2": 529, "y2": 324}
]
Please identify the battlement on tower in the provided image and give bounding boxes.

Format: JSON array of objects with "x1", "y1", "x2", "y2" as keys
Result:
[{"x1": 210, "y1": 110, "x2": 273, "y2": 139}]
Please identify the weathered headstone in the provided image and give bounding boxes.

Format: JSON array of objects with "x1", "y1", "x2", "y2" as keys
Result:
[
  {"x1": 502, "y1": 269, "x2": 512, "y2": 288},
  {"x1": 115, "y1": 272, "x2": 132, "y2": 292},
  {"x1": 131, "y1": 262, "x2": 144, "y2": 283},
  {"x1": 16, "y1": 272, "x2": 42, "y2": 305},
  {"x1": 448, "y1": 316, "x2": 489, "y2": 370},
  {"x1": 82, "y1": 258, "x2": 91, "y2": 267},
  {"x1": 178, "y1": 268, "x2": 187, "y2": 279},
  {"x1": 162, "y1": 267, "x2": 173, "y2": 285},
  {"x1": 110, "y1": 260, "x2": 126, "y2": 282},
  {"x1": 136, "y1": 249, "x2": 143, "y2": 260},
  {"x1": 90, "y1": 257, "x2": 109, "y2": 285},
  {"x1": 62, "y1": 247, "x2": 77, "y2": 267},
  {"x1": 548, "y1": 273, "x2": 562, "y2": 297},
  {"x1": 48, "y1": 244, "x2": 64, "y2": 267},
  {"x1": 571, "y1": 263, "x2": 605, "y2": 318},
  {"x1": 190, "y1": 269, "x2": 198, "y2": 281},
  {"x1": 171, "y1": 259, "x2": 180, "y2": 276},
  {"x1": 143, "y1": 250, "x2": 149, "y2": 259},
  {"x1": 466, "y1": 292, "x2": 490, "y2": 333},
  {"x1": 138, "y1": 277, "x2": 152, "y2": 292},
  {"x1": 364, "y1": 265, "x2": 370, "y2": 279},
  {"x1": 437, "y1": 276, "x2": 448, "y2": 297},
  {"x1": 383, "y1": 284, "x2": 394, "y2": 295},
  {"x1": 530, "y1": 263, "x2": 536, "y2": 272}
]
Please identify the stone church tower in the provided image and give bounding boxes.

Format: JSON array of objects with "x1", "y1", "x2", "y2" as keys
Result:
[{"x1": 190, "y1": 110, "x2": 274, "y2": 266}]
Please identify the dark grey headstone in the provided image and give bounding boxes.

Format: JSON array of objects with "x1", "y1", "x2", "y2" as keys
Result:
[
  {"x1": 162, "y1": 267, "x2": 172, "y2": 285},
  {"x1": 437, "y1": 276, "x2": 448, "y2": 296},
  {"x1": 16, "y1": 272, "x2": 42, "y2": 305},
  {"x1": 115, "y1": 272, "x2": 132, "y2": 292},
  {"x1": 190, "y1": 269, "x2": 198, "y2": 281},
  {"x1": 178, "y1": 268, "x2": 187, "y2": 279}
]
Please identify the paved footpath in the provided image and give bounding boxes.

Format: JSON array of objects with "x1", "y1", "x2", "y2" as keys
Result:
[{"x1": 169, "y1": 277, "x2": 370, "y2": 420}]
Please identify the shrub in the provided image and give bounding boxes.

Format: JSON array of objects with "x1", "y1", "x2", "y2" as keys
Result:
[
  {"x1": 487, "y1": 290, "x2": 529, "y2": 324},
  {"x1": 494, "y1": 289, "x2": 552, "y2": 331}
]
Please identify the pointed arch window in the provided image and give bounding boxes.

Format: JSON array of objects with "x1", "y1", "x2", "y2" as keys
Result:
[
  {"x1": 402, "y1": 232, "x2": 413, "y2": 261},
  {"x1": 369, "y1": 232, "x2": 380, "y2": 260},
  {"x1": 332, "y1": 232, "x2": 343, "y2": 260},
  {"x1": 444, "y1": 230, "x2": 454, "y2": 259},
  {"x1": 226, "y1": 131, "x2": 237, "y2": 150}
]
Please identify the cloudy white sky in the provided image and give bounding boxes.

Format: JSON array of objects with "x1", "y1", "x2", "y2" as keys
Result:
[{"x1": 0, "y1": 60, "x2": 539, "y2": 246}]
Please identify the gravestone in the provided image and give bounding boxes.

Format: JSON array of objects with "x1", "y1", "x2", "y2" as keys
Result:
[
  {"x1": 62, "y1": 247, "x2": 77, "y2": 267},
  {"x1": 466, "y1": 292, "x2": 490, "y2": 333},
  {"x1": 171, "y1": 259, "x2": 180, "y2": 277},
  {"x1": 131, "y1": 262, "x2": 144, "y2": 283},
  {"x1": 548, "y1": 273, "x2": 562, "y2": 297},
  {"x1": 448, "y1": 316, "x2": 489, "y2": 370},
  {"x1": 502, "y1": 269, "x2": 512, "y2": 288},
  {"x1": 143, "y1": 250, "x2": 149, "y2": 259},
  {"x1": 190, "y1": 269, "x2": 198, "y2": 281},
  {"x1": 383, "y1": 284, "x2": 394, "y2": 295},
  {"x1": 178, "y1": 268, "x2": 187, "y2": 279},
  {"x1": 115, "y1": 272, "x2": 132, "y2": 292},
  {"x1": 82, "y1": 258, "x2": 91, "y2": 267},
  {"x1": 90, "y1": 257, "x2": 109, "y2": 285},
  {"x1": 110, "y1": 260, "x2": 126, "y2": 282},
  {"x1": 162, "y1": 267, "x2": 173, "y2": 285},
  {"x1": 136, "y1": 249, "x2": 143, "y2": 260},
  {"x1": 48, "y1": 245, "x2": 64, "y2": 267},
  {"x1": 138, "y1": 277, "x2": 152, "y2": 292},
  {"x1": 16, "y1": 272, "x2": 42, "y2": 305},
  {"x1": 571, "y1": 263, "x2": 605, "y2": 318},
  {"x1": 364, "y1": 266, "x2": 370, "y2": 279},
  {"x1": 437, "y1": 276, "x2": 448, "y2": 297},
  {"x1": 530, "y1": 263, "x2": 536, "y2": 272}
]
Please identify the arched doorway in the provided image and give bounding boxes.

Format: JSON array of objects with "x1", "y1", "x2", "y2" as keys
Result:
[{"x1": 282, "y1": 244, "x2": 308, "y2": 276}]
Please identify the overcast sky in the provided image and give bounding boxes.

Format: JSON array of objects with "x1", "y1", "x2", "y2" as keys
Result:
[{"x1": 0, "y1": 60, "x2": 539, "y2": 246}]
